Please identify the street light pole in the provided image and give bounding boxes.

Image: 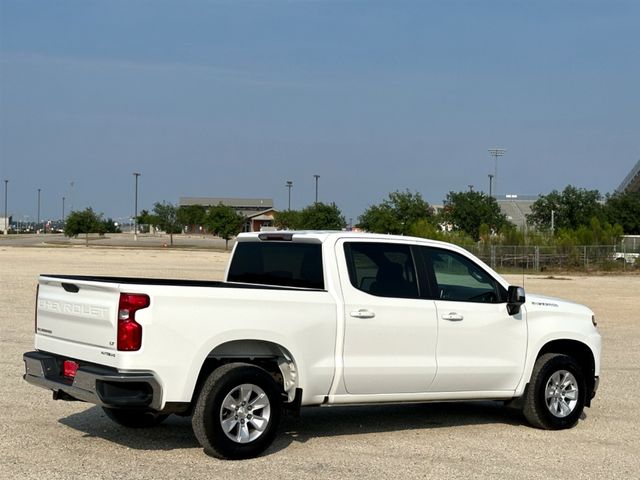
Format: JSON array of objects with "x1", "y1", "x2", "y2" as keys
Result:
[
  {"x1": 37, "y1": 188, "x2": 41, "y2": 233},
  {"x1": 3, "y1": 179, "x2": 7, "y2": 235},
  {"x1": 488, "y1": 148, "x2": 506, "y2": 198},
  {"x1": 488, "y1": 174, "x2": 494, "y2": 197},
  {"x1": 313, "y1": 174, "x2": 320, "y2": 204},
  {"x1": 69, "y1": 181, "x2": 74, "y2": 213},
  {"x1": 133, "y1": 172, "x2": 141, "y2": 240},
  {"x1": 286, "y1": 181, "x2": 293, "y2": 210}
]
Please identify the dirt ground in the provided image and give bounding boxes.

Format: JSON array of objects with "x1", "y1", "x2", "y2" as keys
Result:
[{"x1": 1, "y1": 245, "x2": 638, "y2": 479}]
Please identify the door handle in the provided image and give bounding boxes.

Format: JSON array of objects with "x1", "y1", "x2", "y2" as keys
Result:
[
  {"x1": 441, "y1": 312, "x2": 464, "y2": 321},
  {"x1": 350, "y1": 309, "x2": 375, "y2": 319}
]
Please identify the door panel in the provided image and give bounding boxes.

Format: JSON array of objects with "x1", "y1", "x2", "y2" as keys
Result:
[
  {"x1": 343, "y1": 295, "x2": 438, "y2": 394},
  {"x1": 339, "y1": 241, "x2": 438, "y2": 394},
  {"x1": 421, "y1": 247, "x2": 527, "y2": 392},
  {"x1": 430, "y1": 300, "x2": 526, "y2": 392}
]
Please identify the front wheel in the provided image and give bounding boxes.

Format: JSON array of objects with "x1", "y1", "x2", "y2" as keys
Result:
[
  {"x1": 523, "y1": 353, "x2": 586, "y2": 430},
  {"x1": 192, "y1": 363, "x2": 282, "y2": 459}
]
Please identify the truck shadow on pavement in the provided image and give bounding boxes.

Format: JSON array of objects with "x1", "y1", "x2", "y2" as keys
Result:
[
  {"x1": 59, "y1": 406, "x2": 199, "y2": 451},
  {"x1": 59, "y1": 401, "x2": 525, "y2": 456},
  {"x1": 277, "y1": 401, "x2": 524, "y2": 445}
]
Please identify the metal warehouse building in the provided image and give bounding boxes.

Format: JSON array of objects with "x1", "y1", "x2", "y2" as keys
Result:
[
  {"x1": 617, "y1": 159, "x2": 640, "y2": 194},
  {"x1": 497, "y1": 195, "x2": 537, "y2": 230},
  {"x1": 179, "y1": 197, "x2": 276, "y2": 232}
]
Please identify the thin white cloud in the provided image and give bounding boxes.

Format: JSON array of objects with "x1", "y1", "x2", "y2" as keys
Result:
[{"x1": 0, "y1": 51, "x2": 321, "y2": 89}]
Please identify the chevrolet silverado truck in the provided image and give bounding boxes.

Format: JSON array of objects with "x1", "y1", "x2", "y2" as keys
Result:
[{"x1": 24, "y1": 231, "x2": 601, "y2": 459}]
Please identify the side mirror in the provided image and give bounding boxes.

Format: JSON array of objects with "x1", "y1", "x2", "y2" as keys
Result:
[{"x1": 507, "y1": 286, "x2": 526, "y2": 315}]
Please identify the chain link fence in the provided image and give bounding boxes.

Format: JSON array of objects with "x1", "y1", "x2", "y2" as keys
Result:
[{"x1": 462, "y1": 244, "x2": 640, "y2": 272}]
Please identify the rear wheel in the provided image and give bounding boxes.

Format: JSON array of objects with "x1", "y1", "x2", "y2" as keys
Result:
[
  {"x1": 523, "y1": 353, "x2": 586, "y2": 429},
  {"x1": 192, "y1": 363, "x2": 282, "y2": 459},
  {"x1": 102, "y1": 407, "x2": 168, "y2": 428}
]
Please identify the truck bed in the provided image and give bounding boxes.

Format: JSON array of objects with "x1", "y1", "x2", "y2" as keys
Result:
[{"x1": 40, "y1": 274, "x2": 320, "y2": 290}]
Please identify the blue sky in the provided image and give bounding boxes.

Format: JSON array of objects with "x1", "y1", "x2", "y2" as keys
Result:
[{"x1": 1, "y1": 0, "x2": 638, "y2": 223}]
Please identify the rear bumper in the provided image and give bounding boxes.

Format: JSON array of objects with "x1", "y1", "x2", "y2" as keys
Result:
[{"x1": 23, "y1": 351, "x2": 163, "y2": 411}]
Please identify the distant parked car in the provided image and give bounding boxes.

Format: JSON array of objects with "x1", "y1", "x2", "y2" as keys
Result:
[{"x1": 613, "y1": 252, "x2": 639, "y2": 264}]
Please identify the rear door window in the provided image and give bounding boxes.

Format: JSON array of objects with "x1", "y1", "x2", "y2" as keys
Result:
[
  {"x1": 344, "y1": 242, "x2": 420, "y2": 298},
  {"x1": 228, "y1": 242, "x2": 324, "y2": 289}
]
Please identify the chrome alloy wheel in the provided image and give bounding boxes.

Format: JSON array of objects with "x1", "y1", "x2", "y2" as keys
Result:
[
  {"x1": 219, "y1": 383, "x2": 271, "y2": 443},
  {"x1": 545, "y1": 370, "x2": 579, "y2": 418}
]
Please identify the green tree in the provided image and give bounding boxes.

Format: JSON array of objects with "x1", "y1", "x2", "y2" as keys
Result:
[
  {"x1": 552, "y1": 218, "x2": 623, "y2": 248},
  {"x1": 500, "y1": 223, "x2": 526, "y2": 246},
  {"x1": 64, "y1": 208, "x2": 104, "y2": 246},
  {"x1": 136, "y1": 209, "x2": 158, "y2": 233},
  {"x1": 177, "y1": 205, "x2": 207, "y2": 233},
  {"x1": 441, "y1": 191, "x2": 509, "y2": 241},
  {"x1": 527, "y1": 185, "x2": 604, "y2": 231},
  {"x1": 205, "y1": 204, "x2": 244, "y2": 249},
  {"x1": 273, "y1": 209, "x2": 303, "y2": 230},
  {"x1": 101, "y1": 218, "x2": 120, "y2": 234},
  {"x1": 604, "y1": 191, "x2": 640, "y2": 234},
  {"x1": 359, "y1": 190, "x2": 433, "y2": 235},
  {"x1": 152, "y1": 201, "x2": 182, "y2": 246},
  {"x1": 409, "y1": 218, "x2": 447, "y2": 241},
  {"x1": 299, "y1": 202, "x2": 346, "y2": 230}
]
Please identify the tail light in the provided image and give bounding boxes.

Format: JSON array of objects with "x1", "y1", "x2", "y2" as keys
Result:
[{"x1": 117, "y1": 293, "x2": 150, "y2": 351}]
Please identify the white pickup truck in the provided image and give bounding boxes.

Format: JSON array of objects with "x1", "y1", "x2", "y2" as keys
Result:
[{"x1": 24, "y1": 232, "x2": 601, "y2": 459}]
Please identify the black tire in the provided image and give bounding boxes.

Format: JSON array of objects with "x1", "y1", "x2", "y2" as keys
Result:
[
  {"x1": 102, "y1": 407, "x2": 169, "y2": 428},
  {"x1": 192, "y1": 363, "x2": 282, "y2": 460},
  {"x1": 523, "y1": 353, "x2": 586, "y2": 430}
]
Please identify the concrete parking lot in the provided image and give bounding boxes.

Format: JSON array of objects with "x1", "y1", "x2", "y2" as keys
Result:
[{"x1": 1, "y1": 245, "x2": 638, "y2": 479}]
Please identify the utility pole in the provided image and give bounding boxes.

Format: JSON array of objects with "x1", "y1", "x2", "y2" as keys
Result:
[
  {"x1": 286, "y1": 181, "x2": 293, "y2": 210},
  {"x1": 69, "y1": 181, "x2": 74, "y2": 213},
  {"x1": 551, "y1": 209, "x2": 555, "y2": 234},
  {"x1": 3, "y1": 179, "x2": 8, "y2": 235},
  {"x1": 133, "y1": 172, "x2": 141, "y2": 241},
  {"x1": 62, "y1": 197, "x2": 66, "y2": 224},
  {"x1": 488, "y1": 174, "x2": 494, "y2": 197},
  {"x1": 488, "y1": 148, "x2": 506, "y2": 198},
  {"x1": 37, "y1": 188, "x2": 41, "y2": 233},
  {"x1": 313, "y1": 174, "x2": 320, "y2": 204}
]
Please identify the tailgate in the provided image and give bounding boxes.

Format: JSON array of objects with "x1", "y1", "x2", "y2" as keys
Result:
[{"x1": 36, "y1": 276, "x2": 121, "y2": 350}]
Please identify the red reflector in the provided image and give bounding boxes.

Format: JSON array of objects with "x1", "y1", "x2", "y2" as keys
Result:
[{"x1": 63, "y1": 360, "x2": 79, "y2": 378}]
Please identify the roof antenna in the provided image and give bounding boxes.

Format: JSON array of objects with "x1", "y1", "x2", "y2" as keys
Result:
[
  {"x1": 521, "y1": 221, "x2": 528, "y2": 288},
  {"x1": 522, "y1": 243, "x2": 526, "y2": 288}
]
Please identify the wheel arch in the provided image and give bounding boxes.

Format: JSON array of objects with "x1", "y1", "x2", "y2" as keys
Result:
[
  {"x1": 536, "y1": 339, "x2": 596, "y2": 405},
  {"x1": 190, "y1": 339, "x2": 299, "y2": 408}
]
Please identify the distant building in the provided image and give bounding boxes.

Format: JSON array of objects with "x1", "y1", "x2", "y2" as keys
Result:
[
  {"x1": 617, "y1": 159, "x2": 640, "y2": 194},
  {"x1": 497, "y1": 194, "x2": 537, "y2": 230},
  {"x1": 179, "y1": 197, "x2": 276, "y2": 232},
  {"x1": 430, "y1": 204, "x2": 444, "y2": 216},
  {"x1": 1, "y1": 216, "x2": 11, "y2": 234}
]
